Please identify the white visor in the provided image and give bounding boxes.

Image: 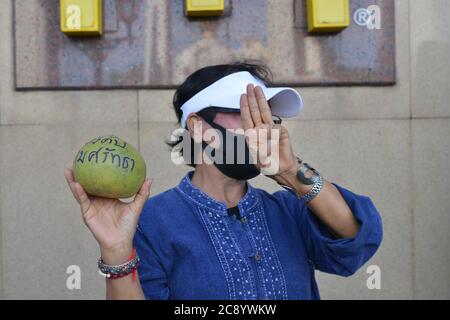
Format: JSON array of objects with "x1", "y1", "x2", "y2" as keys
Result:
[{"x1": 180, "y1": 71, "x2": 303, "y2": 128}]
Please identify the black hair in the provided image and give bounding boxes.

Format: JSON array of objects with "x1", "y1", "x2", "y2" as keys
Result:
[{"x1": 167, "y1": 61, "x2": 273, "y2": 167}]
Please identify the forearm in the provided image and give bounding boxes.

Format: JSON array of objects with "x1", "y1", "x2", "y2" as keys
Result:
[
  {"x1": 101, "y1": 246, "x2": 146, "y2": 300},
  {"x1": 106, "y1": 274, "x2": 145, "y2": 300},
  {"x1": 275, "y1": 173, "x2": 360, "y2": 239}
]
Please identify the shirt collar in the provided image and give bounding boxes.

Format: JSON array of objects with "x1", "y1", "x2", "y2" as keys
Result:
[{"x1": 177, "y1": 171, "x2": 259, "y2": 216}]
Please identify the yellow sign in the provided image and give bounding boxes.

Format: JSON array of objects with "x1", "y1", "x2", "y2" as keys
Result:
[
  {"x1": 186, "y1": 0, "x2": 225, "y2": 17},
  {"x1": 60, "y1": 0, "x2": 103, "y2": 36},
  {"x1": 307, "y1": 0, "x2": 350, "y2": 33}
]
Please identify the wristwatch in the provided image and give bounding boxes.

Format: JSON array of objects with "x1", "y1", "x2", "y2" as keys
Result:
[
  {"x1": 296, "y1": 157, "x2": 320, "y2": 185},
  {"x1": 295, "y1": 157, "x2": 324, "y2": 203}
]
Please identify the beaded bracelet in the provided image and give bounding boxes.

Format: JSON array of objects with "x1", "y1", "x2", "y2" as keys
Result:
[{"x1": 98, "y1": 248, "x2": 140, "y2": 280}]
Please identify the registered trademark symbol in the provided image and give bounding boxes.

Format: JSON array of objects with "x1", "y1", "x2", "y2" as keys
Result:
[
  {"x1": 353, "y1": 5, "x2": 381, "y2": 30},
  {"x1": 354, "y1": 8, "x2": 371, "y2": 26}
]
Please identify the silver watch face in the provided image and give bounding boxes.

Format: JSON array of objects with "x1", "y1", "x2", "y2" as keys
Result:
[{"x1": 297, "y1": 169, "x2": 314, "y2": 185}]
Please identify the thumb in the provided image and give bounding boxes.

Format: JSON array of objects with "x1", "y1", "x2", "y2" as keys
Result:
[{"x1": 129, "y1": 179, "x2": 152, "y2": 218}]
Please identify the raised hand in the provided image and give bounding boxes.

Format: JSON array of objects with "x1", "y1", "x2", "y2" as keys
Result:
[{"x1": 240, "y1": 84, "x2": 298, "y2": 178}]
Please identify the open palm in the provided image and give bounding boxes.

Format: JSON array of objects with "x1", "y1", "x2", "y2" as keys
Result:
[
  {"x1": 64, "y1": 168, "x2": 152, "y2": 251},
  {"x1": 240, "y1": 84, "x2": 297, "y2": 177}
]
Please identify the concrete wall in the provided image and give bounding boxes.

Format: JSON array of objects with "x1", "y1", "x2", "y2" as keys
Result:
[{"x1": 0, "y1": 0, "x2": 449, "y2": 299}]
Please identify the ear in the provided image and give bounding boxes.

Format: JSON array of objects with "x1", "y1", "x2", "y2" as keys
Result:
[
  {"x1": 186, "y1": 114, "x2": 200, "y2": 133},
  {"x1": 187, "y1": 114, "x2": 204, "y2": 143}
]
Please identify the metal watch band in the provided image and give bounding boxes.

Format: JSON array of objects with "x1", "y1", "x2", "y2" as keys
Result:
[{"x1": 299, "y1": 173, "x2": 324, "y2": 203}]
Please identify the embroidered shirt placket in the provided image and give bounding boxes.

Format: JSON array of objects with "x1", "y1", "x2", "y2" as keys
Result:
[{"x1": 176, "y1": 173, "x2": 288, "y2": 300}]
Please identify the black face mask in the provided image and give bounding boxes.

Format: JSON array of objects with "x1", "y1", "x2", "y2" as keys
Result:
[{"x1": 200, "y1": 118, "x2": 260, "y2": 181}]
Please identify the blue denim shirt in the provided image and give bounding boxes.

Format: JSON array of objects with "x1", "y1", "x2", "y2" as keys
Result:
[{"x1": 134, "y1": 171, "x2": 383, "y2": 300}]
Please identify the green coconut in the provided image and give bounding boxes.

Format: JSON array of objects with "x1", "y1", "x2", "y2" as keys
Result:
[{"x1": 73, "y1": 135, "x2": 147, "y2": 199}]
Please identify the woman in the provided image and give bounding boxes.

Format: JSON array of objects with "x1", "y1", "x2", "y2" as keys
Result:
[{"x1": 64, "y1": 63, "x2": 383, "y2": 300}]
